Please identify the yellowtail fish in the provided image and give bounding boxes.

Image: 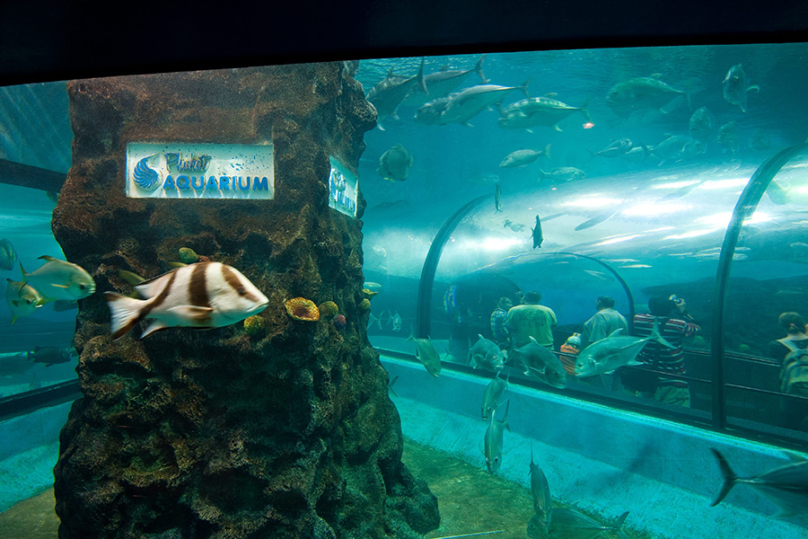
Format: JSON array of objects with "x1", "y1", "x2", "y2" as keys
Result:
[
  {"x1": 21, "y1": 256, "x2": 95, "y2": 302},
  {"x1": 5, "y1": 278, "x2": 44, "y2": 324},
  {"x1": 104, "y1": 262, "x2": 268, "y2": 340},
  {"x1": 0, "y1": 239, "x2": 17, "y2": 271}
]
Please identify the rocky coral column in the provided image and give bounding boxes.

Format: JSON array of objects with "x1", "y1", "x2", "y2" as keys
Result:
[{"x1": 52, "y1": 64, "x2": 438, "y2": 539}]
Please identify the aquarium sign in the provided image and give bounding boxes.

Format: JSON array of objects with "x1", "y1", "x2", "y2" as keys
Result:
[
  {"x1": 125, "y1": 142, "x2": 275, "y2": 200},
  {"x1": 328, "y1": 157, "x2": 358, "y2": 218}
]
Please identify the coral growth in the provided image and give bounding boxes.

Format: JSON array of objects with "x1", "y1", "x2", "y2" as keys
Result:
[
  {"x1": 243, "y1": 315, "x2": 267, "y2": 338},
  {"x1": 319, "y1": 301, "x2": 339, "y2": 318},
  {"x1": 285, "y1": 297, "x2": 320, "y2": 322}
]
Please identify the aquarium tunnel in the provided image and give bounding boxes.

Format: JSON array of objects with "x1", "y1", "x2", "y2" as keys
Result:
[{"x1": 2, "y1": 43, "x2": 808, "y2": 539}]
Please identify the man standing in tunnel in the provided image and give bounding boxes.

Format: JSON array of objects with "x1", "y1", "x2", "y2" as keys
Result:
[{"x1": 506, "y1": 290, "x2": 557, "y2": 350}]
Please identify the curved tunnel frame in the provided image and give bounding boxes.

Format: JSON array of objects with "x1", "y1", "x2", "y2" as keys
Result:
[{"x1": 416, "y1": 143, "x2": 808, "y2": 440}]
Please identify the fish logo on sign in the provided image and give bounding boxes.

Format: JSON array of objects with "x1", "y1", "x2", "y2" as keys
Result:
[{"x1": 133, "y1": 154, "x2": 162, "y2": 191}]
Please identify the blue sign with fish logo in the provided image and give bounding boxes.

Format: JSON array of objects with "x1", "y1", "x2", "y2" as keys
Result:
[
  {"x1": 328, "y1": 157, "x2": 358, "y2": 218},
  {"x1": 126, "y1": 143, "x2": 275, "y2": 199}
]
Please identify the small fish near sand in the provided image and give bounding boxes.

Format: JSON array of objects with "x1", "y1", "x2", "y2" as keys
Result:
[
  {"x1": 5, "y1": 278, "x2": 44, "y2": 324},
  {"x1": 710, "y1": 448, "x2": 808, "y2": 517},
  {"x1": 531, "y1": 507, "x2": 629, "y2": 539},
  {"x1": 405, "y1": 332, "x2": 442, "y2": 377},
  {"x1": 104, "y1": 262, "x2": 269, "y2": 340},
  {"x1": 377, "y1": 143, "x2": 414, "y2": 182},
  {"x1": 530, "y1": 447, "x2": 553, "y2": 530},
  {"x1": 0, "y1": 239, "x2": 17, "y2": 271},
  {"x1": 21, "y1": 256, "x2": 96, "y2": 303}
]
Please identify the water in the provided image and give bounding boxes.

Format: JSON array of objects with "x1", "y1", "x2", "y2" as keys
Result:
[{"x1": 1, "y1": 42, "x2": 808, "y2": 538}]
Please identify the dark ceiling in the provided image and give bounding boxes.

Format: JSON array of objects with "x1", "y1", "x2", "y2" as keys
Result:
[{"x1": 1, "y1": 0, "x2": 808, "y2": 86}]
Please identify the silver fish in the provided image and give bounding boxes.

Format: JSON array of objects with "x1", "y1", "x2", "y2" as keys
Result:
[
  {"x1": 367, "y1": 58, "x2": 427, "y2": 130},
  {"x1": 538, "y1": 507, "x2": 629, "y2": 539},
  {"x1": 498, "y1": 96, "x2": 591, "y2": 131},
  {"x1": 574, "y1": 319, "x2": 674, "y2": 378},
  {"x1": 481, "y1": 374, "x2": 508, "y2": 420},
  {"x1": 589, "y1": 138, "x2": 633, "y2": 158},
  {"x1": 494, "y1": 183, "x2": 502, "y2": 213},
  {"x1": 499, "y1": 145, "x2": 551, "y2": 168},
  {"x1": 538, "y1": 167, "x2": 586, "y2": 183},
  {"x1": 722, "y1": 64, "x2": 760, "y2": 113},
  {"x1": 468, "y1": 334, "x2": 505, "y2": 372},
  {"x1": 484, "y1": 400, "x2": 509, "y2": 474},
  {"x1": 606, "y1": 75, "x2": 690, "y2": 117},
  {"x1": 711, "y1": 448, "x2": 808, "y2": 516},
  {"x1": 509, "y1": 337, "x2": 567, "y2": 388},
  {"x1": 0, "y1": 239, "x2": 17, "y2": 271},
  {"x1": 530, "y1": 447, "x2": 553, "y2": 528},
  {"x1": 689, "y1": 106, "x2": 714, "y2": 142},
  {"x1": 438, "y1": 82, "x2": 530, "y2": 126},
  {"x1": 5, "y1": 278, "x2": 44, "y2": 324},
  {"x1": 405, "y1": 333, "x2": 442, "y2": 377},
  {"x1": 21, "y1": 256, "x2": 95, "y2": 303},
  {"x1": 104, "y1": 262, "x2": 268, "y2": 339},
  {"x1": 391, "y1": 310, "x2": 402, "y2": 332},
  {"x1": 403, "y1": 55, "x2": 487, "y2": 106}
]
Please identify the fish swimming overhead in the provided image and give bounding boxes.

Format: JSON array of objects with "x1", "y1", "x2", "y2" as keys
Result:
[
  {"x1": 104, "y1": 262, "x2": 269, "y2": 339},
  {"x1": 574, "y1": 319, "x2": 674, "y2": 378},
  {"x1": 509, "y1": 337, "x2": 567, "y2": 388},
  {"x1": 438, "y1": 81, "x2": 530, "y2": 126},
  {"x1": 468, "y1": 334, "x2": 505, "y2": 372},
  {"x1": 499, "y1": 145, "x2": 551, "y2": 168},
  {"x1": 589, "y1": 138, "x2": 633, "y2": 158},
  {"x1": 722, "y1": 64, "x2": 759, "y2": 113},
  {"x1": 531, "y1": 215, "x2": 543, "y2": 249},
  {"x1": 366, "y1": 58, "x2": 427, "y2": 130},
  {"x1": 403, "y1": 54, "x2": 487, "y2": 106},
  {"x1": 21, "y1": 256, "x2": 96, "y2": 302},
  {"x1": 711, "y1": 448, "x2": 808, "y2": 517},
  {"x1": 484, "y1": 400, "x2": 510, "y2": 474},
  {"x1": 498, "y1": 96, "x2": 591, "y2": 131},
  {"x1": 606, "y1": 75, "x2": 690, "y2": 117},
  {"x1": 0, "y1": 239, "x2": 17, "y2": 271}
]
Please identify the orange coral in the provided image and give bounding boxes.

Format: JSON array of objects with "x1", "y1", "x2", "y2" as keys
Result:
[{"x1": 285, "y1": 297, "x2": 320, "y2": 322}]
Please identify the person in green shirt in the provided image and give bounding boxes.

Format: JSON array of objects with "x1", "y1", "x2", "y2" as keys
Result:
[{"x1": 506, "y1": 291, "x2": 557, "y2": 349}]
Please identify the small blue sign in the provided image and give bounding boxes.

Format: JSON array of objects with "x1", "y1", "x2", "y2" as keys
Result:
[{"x1": 328, "y1": 157, "x2": 358, "y2": 218}]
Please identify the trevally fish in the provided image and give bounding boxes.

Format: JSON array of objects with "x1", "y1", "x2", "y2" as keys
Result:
[
  {"x1": 366, "y1": 58, "x2": 427, "y2": 130},
  {"x1": 717, "y1": 121, "x2": 741, "y2": 155},
  {"x1": 574, "y1": 319, "x2": 674, "y2": 378},
  {"x1": 405, "y1": 333, "x2": 442, "y2": 377},
  {"x1": 484, "y1": 400, "x2": 510, "y2": 474},
  {"x1": 499, "y1": 145, "x2": 551, "y2": 168},
  {"x1": 468, "y1": 334, "x2": 505, "y2": 372},
  {"x1": 689, "y1": 106, "x2": 715, "y2": 142},
  {"x1": 606, "y1": 75, "x2": 690, "y2": 117},
  {"x1": 509, "y1": 337, "x2": 567, "y2": 388},
  {"x1": 498, "y1": 95, "x2": 591, "y2": 132},
  {"x1": 402, "y1": 55, "x2": 487, "y2": 107},
  {"x1": 377, "y1": 143, "x2": 414, "y2": 182},
  {"x1": 530, "y1": 446, "x2": 553, "y2": 530},
  {"x1": 0, "y1": 239, "x2": 17, "y2": 271},
  {"x1": 531, "y1": 215, "x2": 543, "y2": 249},
  {"x1": 722, "y1": 64, "x2": 759, "y2": 113},
  {"x1": 537, "y1": 167, "x2": 586, "y2": 183},
  {"x1": 711, "y1": 448, "x2": 808, "y2": 517},
  {"x1": 503, "y1": 220, "x2": 526, "y2": 233},
  {"x1": 532, "y1": 507, "x2": 629, "y2": 539},
  {"x1": 482, "y1": 373, "x2": 508, "y2": 420},
  {"x1": 438, "y1": 81, "x2": 530, "y2": 126},
  {"x1": 589, "y1": 138, "x2": 633, "y2": 158},
  {"x1": 104, "y1": 262, "x2": 268, "y2": 340},
  {"x1": 650, "y1": 134, "x2": 705, "y2": 163},
  {"x1": 5, "y1": 278, "x2": 44, "y2": 324},
  {"x1": 414, "y1": 97, "x2": 451, "y2": 125},
  {"x1": 21, "y1": 256, "x2": 96, "y2": 303}
]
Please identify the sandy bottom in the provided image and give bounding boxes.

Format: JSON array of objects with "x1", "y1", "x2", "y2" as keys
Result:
[{"x1": 0, "y1": 439, "x2": 641, "y2": 539}]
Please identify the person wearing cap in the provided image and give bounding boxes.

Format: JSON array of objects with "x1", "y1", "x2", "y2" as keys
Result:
[
  {"x1": 506, "y1": 290, "x2": 557, "y2": 349},
  {"x1": 580, "y1": 296, "x2": 628, "y2": 349},
  {"x1": 621, "y1": 295, "x2": 700, "y2": 407},
  {"x1": 490, "y1": 296, "x2": 513, "y2": 350}
]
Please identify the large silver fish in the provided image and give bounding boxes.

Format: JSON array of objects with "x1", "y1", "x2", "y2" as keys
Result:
[
  {"x1": 21, "y1": 256, "x2": 96, "y2": 302},
  {"x1": 402, "y1": 55, "x2": 487, "y2": 107},
  {"x1": 722, "y1": 64, "x2": 759, "y2": 113},
  {"x1": 404, "y1": 333, "x2": 442, "y2": 377},
  {"x1": 468, "y1": 334, "x2": 505, "y2": 371},
  {"x1": 711, "y1": 448, "x2": 808, "y2": 517},
  {"x1": 104, "y1": 262, "x2": 268, "y2": 339},
  {"x1": 5, "y1": 278, "x2": 44, "y2": 324},
  {"x1": 484, "y1": 400, "x2": 509, "y2": 474},
  {"x1": 481, "y1": 374, "x2": 508, "y2": 420},
  {"x1": 606, "y1": 75, "x2": 690, "y2": 117},
  {"x1": 574, "y1": 319, "x2": 674, "y2": 378},
  {"x1": 367, "y1": 59, "x2": 427, "y2": 130},
  {"x1": 529, "y1": 507, "x2": 629, "y2": 539},
  {"x1": 498, "y1": 96, "x2": 591, "y2": 131},
  {"x1": 530, "y1": 447, "x2": 553, "y2": 530},
  {"x1": 499, "y1": 145, "x2": 551, "y2": 168},
  {"x1": 509, "y1": 337, "x2": 567, "y2": 388},
  {"x1": 438, "y1": 82, "x2": 530, "y2": 126}
]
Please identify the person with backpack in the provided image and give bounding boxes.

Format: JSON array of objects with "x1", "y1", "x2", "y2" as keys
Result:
[{"x1": 768, "y1": 312, "x2": 808, "y2": 430}]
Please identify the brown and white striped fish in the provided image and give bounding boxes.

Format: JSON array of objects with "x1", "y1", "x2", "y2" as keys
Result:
[{"x1": 104, "y1": 262, "x2": 269, "y2": 340}]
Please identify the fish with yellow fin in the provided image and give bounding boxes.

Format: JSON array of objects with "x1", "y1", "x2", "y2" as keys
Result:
[{"x1": 21, "y1": 256, "x2": 95, "y2": 302}]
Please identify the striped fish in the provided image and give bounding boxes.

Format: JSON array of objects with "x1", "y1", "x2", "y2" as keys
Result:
[{"x1": 104, "y1": 262, "x2": 268, "y2": 340}]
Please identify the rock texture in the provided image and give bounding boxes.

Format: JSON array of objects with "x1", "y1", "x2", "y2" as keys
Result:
[{"x1": 52, "y1": 65, "x2": 439, "y2": 539}]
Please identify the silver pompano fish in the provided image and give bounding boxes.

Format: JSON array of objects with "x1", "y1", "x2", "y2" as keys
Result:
[
  {"x1": 366, "y1": 58, "x2": 427, "y2": 130},
  {"x1": 21, "y1": 255, "x2": 96, "y2": 302},
  {"x1": 722, "y1": 64, "x2": 760, "y2": 113},
  {"x1": 104, "y1": 262, "x2": 269, "y2": 339},
  {"x1": 481, "y1": 374, "x2": 508, "y2": 420},
  {"x1": 5, "y1": 278, "x2": 43, "y2": 324},
  {"x1": 574, "y1": 319, "x2": 674, "y2": 377},
  {"x1": 689, "y1": 106, "x2": 714, "y2": 142},
  {"x1": 438, "y1": 81, "x2": 530, "y2": 126},
  {"x1": 405, "y1": 333, "x2": 442, "y2": 377},
  {"x1": 498, "y1": 96, "x2": 591, "y2": 131},
  {"x1": 484, "y1": 400, "x2": 509, "y2": 474},
  {"x1": 530, "y1": 447, "x2": 553, "y2": 531},
  {"x1": 509, "y1": 337, "x2": 567, "y2": 388},
  {"x1": 711, "y1": 448, "x2": 808, "y2": 516},
  {"x1": 468, "y1": 334, "x2": 505, "y2": 371},
  {"x1": 538, "y1": 167, "x2": 586, "y2": 183},
  {"x1": 402, "y1": 55, "x2": 487, "y2": 106},
  {"x1": 606, "y1": 75, "x2": 690, "y2": 117},
  {"x1": 499, "y1": 145, "x2": 551, "y2": 168}
]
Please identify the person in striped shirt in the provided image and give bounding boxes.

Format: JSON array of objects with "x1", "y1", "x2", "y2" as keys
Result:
[{"x1": 620, "y1": 295, "x2": 701, "y2": 407}]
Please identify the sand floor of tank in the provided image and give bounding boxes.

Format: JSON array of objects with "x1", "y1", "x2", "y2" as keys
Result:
[{"x1": 0, "y1": 438, "x2": 641, "y2": 539}]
